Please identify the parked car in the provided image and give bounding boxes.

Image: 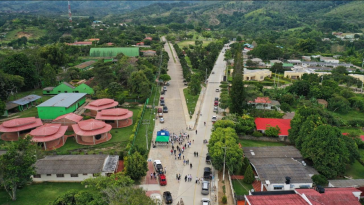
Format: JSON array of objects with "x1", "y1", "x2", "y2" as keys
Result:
[
  {"x1": 153, "y1": 160, "x2": 164, "y2": 174},
  {"x1": 163, "y1": 191, "x2": 173, "y2": 204},
  {"x1": 158, "y1": 112, "x2": 163, "y2": 118},
  {"x1": 212, "y1": 71, "x2": 215, "y2": 74},
  {"x1": 214, "y1": 101, "x2": 218, "y2": 106},
  {"x1": 203, "y1": 167, "x2": 212, "y2": 180},
  {"x1": 161, "y1": 90, "x2": 165, "y2": 95},
  {"x1": 163, "y1": 86, "x2": 167, "y2": 91},
  {"x1": 201, "y1": 198, "x2": 210, "y2": 205},
  {"x1": 215, "y1": 97, "x2": 219, "y2": 101},
  {"x1": 163, "y1": 106, "x2": 168, "y2": 113},
  {"x1": 159, "y1": 173, "x2": 167, "y2": 186},
  {"x1": 160, "y1": 118, "x2": 164, "y2": 123},
  {"x1": 215, "y1": 89, "x2": 219, "y2": 92},
  {"x1": 201, "y1": 181, "x2": 210, "y2": 195},
  {"x1": 213, "y1": 107, "x2": 218, "y2": 112},
  {"x1": 166, "y1": 82, "x2": 170, "y2": 86},
  {"x1": 160, "y1": 100, "x2": 165, "y2": 106},
  {"x1": 206, "y1": 153, "x2": 211, "y2": 164},
  {"x1": 211, "y1": 116, "x2": 217, "y2": 122}
]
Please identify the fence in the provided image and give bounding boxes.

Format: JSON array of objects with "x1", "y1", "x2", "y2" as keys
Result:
[{"x1": 228, "y1": 170, "x2": 237, "y2": 205}]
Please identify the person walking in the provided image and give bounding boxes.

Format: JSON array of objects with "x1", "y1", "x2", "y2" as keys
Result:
[
  {"x1": 183, "y1": 160, "x2": 185, "y2": 165},
  {"x1": 190, "y1": 163, "x2": 192, "y2": 169},
  {"x1": 183, "y1": 155, "x2": 185, "y2": 160},
  {"x1": 185, "y1": 175, "x2": 187, "y2": 182},
  {"x1": 197, "y1": 152, "x2": 198, "y2": 157},
  {"x1": 196, "y1": 130, "x2": 197, "y2": 134},
  {"x1": 153, "y1": 172, "x2": 156, "y2": 179},
  {"x1": 196, "y1": 177, "x2": 198, "y2": 184},
  {"x1": 194, "y1": 152, "x2": 196, "y2": 157},
  {"x1": 175, "y1": 154, "x2": 176, "y2": 160},
  {"x1": 164, "y1": 167, "x2": 166, "y2": 174},
  {"x1": 204, "y1": 122, "x2": 206, "y2": 126},
  {"x1": 151, "y1": 173, "x2": 153, "y2": 179},
  {"x1": 170, "y1": 149, "x2": 173, "y2": 155}
]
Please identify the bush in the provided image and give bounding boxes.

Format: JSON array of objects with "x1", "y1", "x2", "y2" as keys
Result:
[
  {"x1": 347, "y1": 119, "x2": 364, "y2": 127},
  {"x1": 311, "y1": 174, "x2": 328, "y2": 186},
  {"x1": 220, "y1": 84, "x2": 228, "y2": 88},
  {"x1": 252, "y1": 131, "x2": 263, "y2": 137},
  {"x1": 243, "y1": 165, "x2": 255, "y2": 184},
  {"x1": 119, "y1": 151, "x2": 125, "y2": 160},
  {"x1": 222, "y1": 195, "x2": 227, "y2": 204},
  {"x1": 265, "y1": 125, "x2": 280, "y2": 137},
  {"x1": 280, "y1": 103, "x2": 291, "y2": 112}
]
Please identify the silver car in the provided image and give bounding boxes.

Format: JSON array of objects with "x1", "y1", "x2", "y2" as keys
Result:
[
  {"x1": 201, "y1": 181, "x2": 210, "y2": 195},
  {"x1": 160, "y1": 118, "x2": 164, "y2": 123}
]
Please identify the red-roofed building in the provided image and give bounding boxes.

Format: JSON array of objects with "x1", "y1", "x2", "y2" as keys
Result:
[
  {"x1": 72, "y1": 119, "x2": 112, "y2": 145},
  {"x1": 84, "y1": 99, "x2": 119, "y2": 116},
  {"x1": 96, "y1": 108, "x2": 133, "y2": 128},
  {"x1": 0, "y1": 117, "x2": 43, "y2": 141},
  {"x1": 141, "y1": 50, "x2": 157, "y2": 57},
  {"x1": 144, "y1": 37, "x2": 153, "y2": 41},
  {"x1": 52, "y1": 113, "x2": 83, "y2": 131},
  {"x1": 296, "y1": 187, "x2": 361, "y2": 205},
  {"x1": 66, "y1": 42, "x2": 92, "y2": 46},
  {"x1": 106, "y1": 42, "x2": 114, "y2": 46},
  {"x1": 30, "y1": 124, "x2": 68, "y2": 151},
  {"x1": 245, "y1": 194, "x2": 310, "y2": 205},
  {"x1": 255, "y1": 118, "x2": 291, "y2": 136},
  {"x1": 248, "y1": 97, "x2": 280, "y2": 110},
  {"x1": 136, "y1": 42, "x2": 144, "y2": 46}
]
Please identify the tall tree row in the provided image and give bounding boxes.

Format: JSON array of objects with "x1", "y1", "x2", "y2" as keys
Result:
[{"x1": 230, "y1": 44, "x2": 245, "y2": 115}]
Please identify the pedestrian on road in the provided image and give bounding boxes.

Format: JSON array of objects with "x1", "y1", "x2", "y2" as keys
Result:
[
  {"x1": 179, "y1": 173, "x2": 181, "y2": 179},
  {"x1": 176, "y1": 174, "x2": 178, "y2": 180},
  {"x1": 164, "y1": 167, "x2": 166, "y2": 174},
  {"x1": 193, "y1": 139, "x2": 194, "y2": 143},
  {"x1": 170, "y1": 149, "x2": 173, "y2": 155},
  {"x1": 197, "y1": 152, "x2": 198, "y2": 157},
  {"x1": 204, "y1": 122, "x2": 206, "y2": 126},
  {"x1": 174, "y1": 149, "x2": 176, "y2": 154},
  {"x1": 183, "y1": 160, "x2": 185, "y2": 165},
  {"x1": 151, "y1": 173, "x2": 153, "y2": 179},
  {"x1": 153, "y1": 172, "x2": 156, "y2": 179},
  {"x1": 196, "y1": 130, "x2": 197, "y2": 134},
  {"x1": 188, "y1": 134, "x2": 189, "y2": 139},
  {"x1": 196, "y1": 177, "x2": 198, "y2": 183},
  {"x1": 190, "y1": 163, "x2": 192, "y2": 169},
  {"x1": 175, "y1": 154, "x2": 176, "y2": 160},
  {"x1": 194, "y1": 152, "x2": 196, "y2": 157},
  {"x1": 183, "y1": 155, "x2": 185, "y2": 160},
  {"x1": 185, "y1": 175, "x2": 187, "y2": 182}
]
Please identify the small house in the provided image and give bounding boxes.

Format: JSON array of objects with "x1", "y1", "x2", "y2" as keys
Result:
[
  {"x1": 254, "y1": 118, "x2": 291, "y2": 137},
  {"x1": 43, "y1": 82, "x2": 94, "y2": 95},
  {"x1": 66, "y1": 42, "x2": 92, "y2": 46},
  {"x1": 96, "y1": 108, "x2": 133, "y2": 128},
  {"x1": 72, "y1": 119, "x2": 112, "y2": 145},
  {"x1": 52, "y1": 113, "x2": 83, "y2": 131},
  {"x1": 84, "y1": 98, "x2": 118, "y2": 116},
  {"x1": 30, "y1": 124, "x2": 68, "y2": 151},
  {"x1": 248, "y1": 97, "x2": 280, "y2": 110},
  {"x1": 287, "y1": 60, "x2": 302, "y2": 65},
  {"x1": 0, "y1": 117, "x2": 43, "y2": 141},
  {"x1": 3, "y1": 95, "x2": 42, "y2": 116},
  {"x1": 141, "y1": 50, "x2": 157, "y2": 57},
  {"x1": 37, "y1": 93, "x2": 86, "y2": 120},
  {"x1": 144, "y1": 37, "x2": 153, "y2": 41},
  {"x1": 33, "y1": 155, "x2": 119, "y2": 182},
  {"x1": 74, "y1": 61, "x2": 96, "y2": 70}
]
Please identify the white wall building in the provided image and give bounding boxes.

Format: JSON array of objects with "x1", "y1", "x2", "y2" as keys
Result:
[
  {"x1": 32, "y1": 155, "x2": 119, "y2": 182},
  {"x1": 284, "y1": 65, "x2": 331, "y2": 79}
]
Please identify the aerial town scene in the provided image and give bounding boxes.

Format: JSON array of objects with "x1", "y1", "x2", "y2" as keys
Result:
[{"x1": 1, "y1": 1, "x2": 364, "y2": 205}]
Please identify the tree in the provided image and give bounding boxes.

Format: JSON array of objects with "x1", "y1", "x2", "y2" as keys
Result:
[
  {"x1": 230, "y1": 64, "x2": 245, "y2": 114},
  {"x1": 311, "y1": 174, "x2": 328, "y2": 186},
  {"x1": 0, "y1": 136, "x2": 38, "y2": 201},
  {"x1": 265, "y1": 125, "x2": 280, "y2": 137},
  {"x1": 270, "y1": 63, "x2": 284, "y2": 74},
  {"x1": 288, "y1": 80, "x2": 310, "y2": 96},
  {"x1": 243, "y1": 165, "x2": 255, "y2": 184},
  {"x1": 245, "y1": 59, "x2": 258, "y2": 67},
  {"x1": 343, "y1": 135, "x2": 360, "y2": 164},
  {"x1": 332, "y1": 66, "x2": 348, "y2": 75},
  {"x1": 328, "y1": 95, "x2": 350, "y2": 113},
  {"x1": 129, "y1": 70, "x2": 151, "y2": 99},
  {"x1": 41, "y1": 64, "x2": 57, "y2": 87},
  {"x1": 280, "y1": 103, "x2": 291, "y2": 112},
  {"x1": 107, "y1": 82, "x2": 123, "y2": 99},
  {"x1": 50, "y1": 190, "x2": 105, "y2": 205},
  {"x1": 188, "y1": 73, "x2": 201, "y2": 95},
  {"x1": 0, "y1": 100, "x2": 5, "y2": 115},
  {"x1": 301, "y1": 125, "x2": 349, "y2": 178},
  {"x1": 213, "y1": 120, "x2": 235, "y2": 129},
  {"x1": 82, "y1": 172, "x2": 134, "y2": 190},
  {"x1": 295, "y1": 39, "x2": 316, "y2": 53},
  {"x1": 159, "y1": 74, "x2": 171, "y2": 83},
  {"x1": 248, "y1": 43, "x2": 283, "y2": 60},
  {"x1": 102, "y1": 186, "x2": 157, "y2": 205},
  {"x1": 39, "y1": 44, "x2": 69, "y2": 67},
  {"x1": 240, "y1": 157, "x2": 250, "y2": 175},
  {"x1": 235, "y1": 115, "x2": 255, "y2": 135},
  {"x1": 0, "y1": 70, "x2": 24, "y2": 101},
  {"x1": 124, "y1": 151, "x2": 148, "y2": 180}
]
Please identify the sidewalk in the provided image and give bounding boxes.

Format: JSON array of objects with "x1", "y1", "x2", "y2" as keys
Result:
[{"x1": 180, "y1": 86, "x2": 206, "y2": 130}]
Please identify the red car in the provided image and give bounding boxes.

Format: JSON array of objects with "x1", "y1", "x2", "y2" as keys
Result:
[
  {"x1": 214, "y1": 101, "x2": 219, "y2": 106},
  {"x1": 159, "y1": 174, "x2": 167, "y2": 186},
  {"x1": 160, "y1": 97, "x2": 164, "y2": 100}
]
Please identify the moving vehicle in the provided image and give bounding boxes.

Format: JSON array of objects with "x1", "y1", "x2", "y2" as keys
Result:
[
  {"x1": 215, "y1": 89, "x2": 219, "y2": 92},
  {"x1": 153, "y1": 160, "x2": 164, "y2": 174},
  {"x1": 201, "y1": 198, "x2": 210, "y2": 205},
  {"x1": 163, "y1": 86, "x2": 167, "y2": 91},
  {"x1": 201, "y1": 181, "x2": 210, "y2": 195},
  {"x1": 163, "y1": 106, "x2": 168, "y2": 113},
  {"x1": 211, "y1": 116, "x2": 217, "y2": 122},
  {"x1": 160, "y1": 118, "x2": 164, "y2": 123},
  {"x1": 159, "y1": 173, "x2": 167, "y2": 186},
  {"x1": 163, "y1": 191, "x2": 173, "y2": 204},
  {"x1": 204, "y1": 167, "x2": 212, "y2": 180},
  {"x1": 206, "y1": 153, "x2": 211, "y2": 164}
]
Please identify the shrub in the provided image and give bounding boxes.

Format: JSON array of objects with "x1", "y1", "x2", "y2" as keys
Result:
[
  {"x1": 252, "y1": 131, "x2": 263, "y2": 137},
  {"x1": 265, "y1": 125, "x2": 280, "y2": 137},
  {"x1": 280, "y1": 103, "x2": 291, "y2": 112},
  {"x1": 311, "y1": 174, "x2": 328, "y2": 186},
  {"x1": 347, "y1": 119, "x2": 364, "y2": 127},
  {"x1": 222, "y1": 195, "x2": 227, "y2": 204},
  {"x1": 243, "y1": 165, "x2": 255, "y2": 184}
]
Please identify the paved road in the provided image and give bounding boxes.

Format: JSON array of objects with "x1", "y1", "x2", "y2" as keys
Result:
[{"x1": 146, "y1": 39, "x2": 231, "y2": 205}]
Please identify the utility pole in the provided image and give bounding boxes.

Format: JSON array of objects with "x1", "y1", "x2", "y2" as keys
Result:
[
  {"x1": 206, "y1": 67, "x2": 207, "y2": 83},
  {"x1": 222, "y1": 146, "x2": 227, "y2": 181},
  {"x1": 142, "y1": 120, "x2": 150, "y2": 150}
]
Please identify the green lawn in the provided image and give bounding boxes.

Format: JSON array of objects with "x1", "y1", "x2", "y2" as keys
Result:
[
  {"x1": 346, "y1": 159, "x2": 364, "y2": 179},
  {"x1": 339, "y1": 127, "x2": 364, "y2": 135},
  {"x1": 232, "y1": 180, "x2": 253, "y2": 196},
  {"x1": 0, "y1": 182, "x2": 86, "y2": 205},
  {"x1": 238, "y1": 139, "x2": 285, "y2": 147},
  {"x1": 55, "y1": 108, "x2": 141, "y2": 155},
  {"x1": 1, "y1": 26, "x2": 47, "y2": 43},
  {"x1": 328, "y1": 110, "x2": 363, "y2": 123},
  {"x1": 134, "y1": 107, "x2": 156, "y2": 150},
  {"x1": 177, "y1": 40, "x2": 212, "y2": 48},
  {"x1": 183, "y1": 88, "x2": 199, "y2": 119}
]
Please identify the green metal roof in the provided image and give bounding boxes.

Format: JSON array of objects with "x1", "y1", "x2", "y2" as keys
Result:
[
  {"x1": 270, "y1": 63, "x2": 294, "y2": 67},
  {"x1": 89, "y1": 47, "x2": 139, "y2": 57}
]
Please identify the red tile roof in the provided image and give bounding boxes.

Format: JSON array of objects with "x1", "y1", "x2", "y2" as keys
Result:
[
  {"x1": 53, "y1": 113, "x2": 83, "y2": 123},
  {"x1": 96, "y1": 108, "x2": 133, "y2": 120},
  {"x1": 72, "y1": 119, "x2": 112, "y2": 136},
  {"x1": 84, "y1": 99, "x2": 118, "y2": 111},
  {"x1": 67, "y1": 42, "x2": 92, "y2": 45},
  {"x1": 144, "y1": 37, "x2": 153, "y2": 41},
  {"x1": 255, "y1": 118, "x2": 291, "y2": 136},
  {"x1": 30, "y1": 124, "x2": 68, "y2": 142},
  {"x1": 255, "y1": 97, "x2": 271, "y2": 104},
  {"x1": 296, "y1": 188, "x2": 361, "y2": 205},
  {"x1": 0, "y1": 117, "x2": 43, "y2": 132},
  {"x1": 246, "y1": 194, "x2": 309, "y2": 205}
]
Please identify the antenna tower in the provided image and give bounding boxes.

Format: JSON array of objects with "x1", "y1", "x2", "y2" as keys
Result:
[{"x1": 68, "y1": 1, "x2": 72, "y2": 22}]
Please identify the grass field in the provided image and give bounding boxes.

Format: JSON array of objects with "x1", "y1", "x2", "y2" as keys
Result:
[
  {"x1": 329, "y1": 110, "x2": 363, "y2": 123},
  {"x1": 339, "y1": 127, "x2": 364, "y2": 135},
  {"x1": 346, "y1": 159, "x2": 364, "y2": 179},
  {"x1": 183, "y1": 88, "x2": 199, "y2": 119},
  {"x1": 134, "y1": 107, "x2": 156, "y2": 151},
  {"x1": 232, "y1": 179, "x2": 253, "y2": 196},
  {"x1": 177, "y1": 40, "x2": 212, "y2": 48},
  {"x1": 0, "y1": 182, "x2": 86, "y2": 205},
  {"x1": 238, "y1": 139, "x2": 285, "y2": 147},
  {"x1": 1, "y1": 26, "x2": 47, "y2": 43}
]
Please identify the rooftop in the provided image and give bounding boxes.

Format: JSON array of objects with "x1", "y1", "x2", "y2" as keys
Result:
[
  {"x1": 75, "y1": 61, "x2": 96, "y2": 69},
  {"x1": 329, "y1": 179, "x2": 364, "y2": 188},
  {"x1": 246, "y1": 193, "x2": 309, "y2": 205},
  {"x1": 37, "y1": 93, "x2": 86, "y2": 108},
  {"x1": 72, "y1": 119, "x2": 112, "y2": 136},
  {"x1": 35, "y1": 155, "x2": 118, "y2": 174},
  {"x1": 84, "y1": 99, "x2": 118, "y2": 111},
  {"x1": 254, "y1": 118, "x2": 291, "y2": 136},
  {"x1": 296, "y1": 188, "x2": 361, "y2": 205},
  {"x1": 53, "y1": 113, "x2": 83, "y2": 123},
  {"x1": 243, "y1": 146, "x2": 302, "y2": 159},
  {"x1": 255, "y1": 97, "x2": 271, "y2": 104},
  {"x1": 0, "y1": 117, "x2": 43, "y2": 132},
  {"x1": 12, "y1": 94, "x2": 41, "y2": 106},
  {"x1": 96, "y1": 108, "x2": 133, "y2": 120},
  {"x1": 30, "y1": 124, "x2": 68, "y2": 142}
]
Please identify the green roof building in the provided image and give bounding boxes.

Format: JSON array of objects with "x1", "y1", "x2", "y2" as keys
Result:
[
  {"x1": 89, "y1": 47, "x2": 139, "y2": 57},
  {"x1": 43, "y1": 82, "x2": 94, "y2": 95},
  {"x1": 37, "y1": 93, "x2": 86, "y2": 120}
]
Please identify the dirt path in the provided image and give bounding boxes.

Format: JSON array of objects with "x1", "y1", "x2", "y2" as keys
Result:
[{"x1": 218, "y1": 170, "x2": 234, "y2": 205}]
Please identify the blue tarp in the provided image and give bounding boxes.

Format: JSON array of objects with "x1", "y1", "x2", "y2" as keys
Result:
[
  {"x1": 12, "y1": 95, "x2": 41, "y2": 105},
  {"x1": 157, "y1": 130, "x2": 170, "y2": 137}
]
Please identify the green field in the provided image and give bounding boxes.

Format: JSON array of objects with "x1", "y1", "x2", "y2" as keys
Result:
[
  {"x1": 177, "y1": 40, "x2": 212, "y2": 48},
  {"x1": 1, "y1": 26, "x2": 47, "y2": 43},
  {"x1": 183, "y1": 88, "x2": 199, "y2": 119},
  {"x1": 0, "y1": 182, "x2": 87, "y2": 205},
  {"x1": 232, "y1": 179, "x2": 253, "y2": 196},
  {"x1": 238, "y1": 139, "x2": 285, "y2": 147}
]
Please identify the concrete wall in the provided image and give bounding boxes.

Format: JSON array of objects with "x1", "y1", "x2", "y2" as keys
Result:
[
  {"x1": 32, "y1": 172, "x2": 107, "y2": 182},
  {"x1": 265, "y1": 183, "x2": 313, "y2": 191},
  {"x1": 239, "y1": 135, "x2": 290, "y2": 143}
]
